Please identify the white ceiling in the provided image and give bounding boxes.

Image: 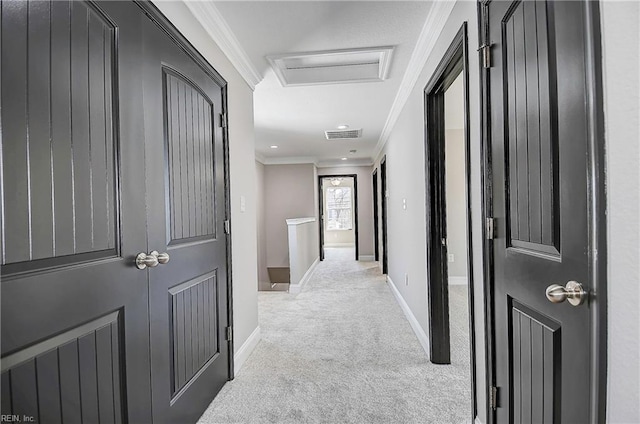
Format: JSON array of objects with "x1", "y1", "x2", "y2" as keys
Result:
[{"x1": 213, "y1": 1, "x2": 433, "y2": 167}]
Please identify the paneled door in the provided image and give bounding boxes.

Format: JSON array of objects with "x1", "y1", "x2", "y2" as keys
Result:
[
  {"x1": 141, "y1": 11, "x2": 231, "y2": 424},
  {"x1": 487, "y1": 1, "x2": 602, "y2": 422},
  {"x1": 0, "y1": 1, "x2": 152, "y2": 422}
]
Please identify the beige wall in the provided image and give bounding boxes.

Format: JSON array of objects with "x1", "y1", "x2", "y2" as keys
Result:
[
  {"x1": 444, "y1": 129, "x2": 468, "y2": 279},
  {"x1": 444, "y1": 74, "x2": 468, "y2": 279},
  {"x1": 264, "y1": 164, "x2": 317, "y2": 268},
  {"x1": 255, "y1": 161, "x2": 268, "y2": 284},
  {"x1": 318, "y1": 166, "x2": 375, "y2": 258},
  {"x1": 152, "y1": 1, "x2": 259, "y2": 362}
]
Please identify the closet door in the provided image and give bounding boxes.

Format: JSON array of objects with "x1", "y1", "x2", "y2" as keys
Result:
[
  {"x1": 0, "y1": 1, "x2": 152, "y2": 422},
  {"x1": 140, "y1": 11, "x2": 231, "y2": 424}
]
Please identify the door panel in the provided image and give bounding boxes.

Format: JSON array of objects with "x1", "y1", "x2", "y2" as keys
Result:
[
  {"x1": 489, "y1": 1, "x2": 594, "y2": 422},
  {"x1": 2, "y1": 312, "x2": 124, "y2": 423},
  {"x1": 1, "y1": 0, "x2": 118, "y2": 271},
  {"x1": 165, "y1": 69, "x2": 217, "y2": 244},
  {"x1": 170, "y1": 272, "x2": 219, "y2": 395},
  {"x1": 510, "y1": 302, "x2": 560, "y2": 423},
  {"x1": 1, "y1": 1, "x2": 152, "y2": 422},
  {"x1": 142, "y1": 15, "x2": 230, "y2": 424},
  {"x1": 503, "y1": 0, "x2": 559, "y2": 255}
]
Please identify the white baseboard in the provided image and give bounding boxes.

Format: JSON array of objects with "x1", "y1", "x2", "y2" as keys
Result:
[
  {"x1": 359, "y1": 255, "x2": 375, "y2": 262},
  {"x1": 234, "y1": 326, "x2": 261, "y2": 375},
  {"x1": 324, "y1": 243, "x2": 355, "y2": 248},
  {"x1": 386, "y1": 275, "x2": 430, "y2": 357},
  {"x1": 448, "y1": 276, "x2": 468, "y2": 286},
  {"x1": 289, "y1": 257, "x2": 319, "y2": 294}
]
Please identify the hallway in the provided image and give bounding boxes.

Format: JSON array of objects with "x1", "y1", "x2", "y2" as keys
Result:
[{"x1": 198, "y1": 248, "x2": 471, "y2": 423}]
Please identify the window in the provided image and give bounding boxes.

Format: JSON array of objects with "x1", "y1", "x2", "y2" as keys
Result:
[{"x1": 326, "y1": 187, "x2": 352, "y2": 230}]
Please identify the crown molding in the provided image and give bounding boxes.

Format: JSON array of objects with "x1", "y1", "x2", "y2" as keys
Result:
[
  {"x1": 184, "y1": 1, "x2": 262, "y2": 90},
  {"x1": 372, "y1": 0, "x2": 456, "y2": 161},
  {"x1": 255, "y1": 152, "x2": 266, "y2": 164},
  {"x1": 260, "y1": 156, "x2": 319, "y2": 166},
  {"x1": 316, "y1": 161, "x2": 374, "y2": 169}
]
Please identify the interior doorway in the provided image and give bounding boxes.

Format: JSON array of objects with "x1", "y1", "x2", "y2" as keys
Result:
[
  {"x1": 318, "y1": 175, "x2": 359, "y2": 261},
  {"x1": 423, "y1": 23, "x2": 476, "y2": 419},
  {"x1": 372, "y1": 169, "x2": 380, "y2": 262}
]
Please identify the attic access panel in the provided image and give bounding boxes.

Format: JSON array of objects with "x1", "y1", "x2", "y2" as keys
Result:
[{"x1": 267, "y1": 46, "x2": 394, "y2": 87}]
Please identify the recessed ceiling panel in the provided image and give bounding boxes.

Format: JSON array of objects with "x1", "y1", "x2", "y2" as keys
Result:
[{"x1": 267, "y1": 46, "x2": 394, "y2": 87}]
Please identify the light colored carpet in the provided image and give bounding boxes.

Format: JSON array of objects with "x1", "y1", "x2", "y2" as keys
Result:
[{"x1": 198, "y1": 247, "x2": 471, "y2": 424}]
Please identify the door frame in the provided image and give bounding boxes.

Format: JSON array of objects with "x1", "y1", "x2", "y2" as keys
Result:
[
  {"x1": 477, "y1": 1, "x2": 608, "y2": 422},
  {"x1": 372, "y1": 168, "x2": 380, "y2": 262},
  {"x1": 136, "y1": 1, "x2": 235, "y2": 380},
  {"x1": 423, "y1": 22, "x2": 477, "y2": 419},
  {"x1": 380, "y1": 156, "x2": 389, "y2": 274},
  {"x1": 318, "y1": 174, "x2": 359, "y2": 261}
]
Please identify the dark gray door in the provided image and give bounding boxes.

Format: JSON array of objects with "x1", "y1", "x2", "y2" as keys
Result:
[
  {"x1": 0, "y1": 1, "x2": 152, "y2": 422},
  {"x1": 488, "y1": 1, "x2": 598, "y2": 422},
  {"x1": 141, "y1": 14, "x2": 230, "y2": 424}
]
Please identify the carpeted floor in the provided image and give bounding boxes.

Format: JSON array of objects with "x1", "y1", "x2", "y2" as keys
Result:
[{"x1": 197, "y1": 247, "x2": 471, "y2": 424}]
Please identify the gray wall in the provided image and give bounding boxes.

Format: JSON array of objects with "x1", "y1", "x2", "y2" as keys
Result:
[
  {"x1": 373, "y1": 1, "x2": 640, "y2": 423},
  {"x1": 264, "y1": 164, "x2": 317, "y2": 268},
  {"x1": 287, "y1": 219, "x2": 319, "y2": 286},
  {"x1": 373, "y1": 1, "x2": 486, "y2": 418},
  {"x1": 318, "y1": 166, "x2": 375, "y2": 259},
  {"x1": 601, "y1": 2, "x2": 640, "y2": 422}
]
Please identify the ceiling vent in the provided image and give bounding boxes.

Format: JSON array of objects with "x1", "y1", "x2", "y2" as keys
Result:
[
  {"x1": 325, "y1": 129, "x2": 363, "y2": 140},
  {"x1": 267, "y1": 46, "x2": 394, "y2": 87}
]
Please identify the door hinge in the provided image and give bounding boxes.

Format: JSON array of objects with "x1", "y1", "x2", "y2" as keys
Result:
[
  {"x1": 224, "y1": 220, "x2": 230, "y2": 235},
  {"x1": 225, "y1": 326, "x2": 233, "y2": 342},
  {"x1": 220, "y1": 112, "x2": 227, "y2": 128},
  {"x1": 479, "y1": 43, "x2": 493, "y2": 68},
  {"x1": 486, "y1": 217, "x2": 495, "y2": 240},
  {"x1": 490, "y1": 386, "x2": 499, "y2": 410}
]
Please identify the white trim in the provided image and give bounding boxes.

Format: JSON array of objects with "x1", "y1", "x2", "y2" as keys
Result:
[
  {"x1": 258, "y1": 157, "x2": 374, "y2": 168},
  {"x1": 286, "y1": 217, "x2": 316, "y2": 226},
  {"x1": 372, "y1": 0, "x2": 456, "y2": 161},
  {"x1": 324, "y1": 242, "x2": 355, "y2": 248},
  {"x1": 260, "y1": 156, "x2": 318, "y2": 166},
  {"x1": 316, "y1": 160, "x2": 374, "y2": 168},
  {"x1": 267, "y1": 46, "x2": 394, "y2": 87},
  {"x1": 475, "y1": 417, "x2": 483, "y2": 424},
  {"x1": 255, "y1": 152, "x2": 266, "y2": 164},
  {"x1": 386, "y1": 275, "x2": 430, "y2": 357},
  {"x1": 234, "y1": 326, "x2": 261, "y2": 375},
  {"x1": 289, "y1": 257, "x2": 319, "y2": 294},
  {"x1": 359, "y1": 255, "x2": 375, "y2": 262},
  {"x1": 183, "y1": 2, "x2": 262, "y2": 90},
  {"x1": 448, "y1": 276, "x2": 468, "y2": 286}
]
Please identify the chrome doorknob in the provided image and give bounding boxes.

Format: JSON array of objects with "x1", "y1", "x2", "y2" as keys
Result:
[
  {"x1": 150, "y1": 251, "x2": 170, "y2": 264},
  {"x1": 136, "y1": 252, "x2": 159, "y2": 269},
  {"x1": 545, "y1": 281, "x2": 586, "y2": 306}
]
